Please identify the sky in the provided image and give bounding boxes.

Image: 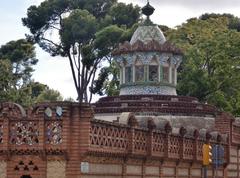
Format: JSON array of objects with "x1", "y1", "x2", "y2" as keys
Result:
[{"x1": 0, "y1": 0, "x2": 240, "y2": 101}]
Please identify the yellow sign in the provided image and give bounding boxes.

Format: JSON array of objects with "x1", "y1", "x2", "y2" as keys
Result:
[{"x1": 203, "y1": 144, "x2": 212, "y2": 166}]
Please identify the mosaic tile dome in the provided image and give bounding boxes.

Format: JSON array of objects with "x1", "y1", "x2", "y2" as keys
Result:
[{"x1": 130, "y1": 25, "x2": 166, "y2": 45}]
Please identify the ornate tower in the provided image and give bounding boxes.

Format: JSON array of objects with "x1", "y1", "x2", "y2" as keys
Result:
[{"x1": 113, "y1": 2, "x2": 182, "y2": 96}]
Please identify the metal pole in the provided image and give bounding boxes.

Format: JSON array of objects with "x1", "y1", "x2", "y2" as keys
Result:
[
  {"x1": 203, "y1": 166, "x2": 207, "y2": 178},
  {"x1": 216, "y1": 166, "x2": 218, "y2": 178}
]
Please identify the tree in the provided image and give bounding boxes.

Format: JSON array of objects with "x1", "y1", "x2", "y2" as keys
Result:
[
  {"x1": 90, "y1": 23, "x2": 139, "y2": 96},
  {"x1": 22, "y1": 0, "x2": 140, "y2": 103},
  {"x1": 109, "y1": 2, "x2": 140, "y2": 28},
  {"x1": 0, "y1": 39, "x2": 38, "y2": 88},
  {"x1": 0, "y1": 39, "x2": 63, "y2": 107},
  {"x1": 0, "y1": 60, "x2": 14, "y2": 101},
  {"x1": 200, "y1": 13, "x2": 240, "y2": 31},
  {"x1": 167, "y1": 17, "x2": 240, "y2": 116},
  {"x1": 34, "y1": 86, "x2": 63, "y2": 103},
  {"x1": 0, "y1": 39, "x2": 38, "y2": 106},
  {"x1": 90, "y1": 63, "x2": 120, "y2": 97}
]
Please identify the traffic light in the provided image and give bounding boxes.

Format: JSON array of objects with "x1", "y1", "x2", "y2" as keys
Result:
[{"x1": 203, "y1": 144, "x2": 212, "y2": 166}]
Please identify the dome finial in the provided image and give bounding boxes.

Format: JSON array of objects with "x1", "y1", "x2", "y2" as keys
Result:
[{"x1": 141, "y1": 0, "x2": 155, "y2": 18}]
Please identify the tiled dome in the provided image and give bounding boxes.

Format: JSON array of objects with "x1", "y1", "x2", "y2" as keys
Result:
[{"x1": 130, "y1": 25, "x2": 166, "y2": 45}]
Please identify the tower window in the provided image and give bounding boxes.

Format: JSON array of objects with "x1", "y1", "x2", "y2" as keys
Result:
[
  {"x1": 125, "y1": 66, "x2": 132, "y2": 83},
  {"x1": 135, "y1": 66, "x2": 144, "y2": 82},
  {"x1": 172, "y1": 67, "x2": 175, "y2": 84},
  {"x1": 163, "y1": 66, "x2": 169, "y2": 82},
  {"x1": 149, "y1": 65, "x2": 158, "y2": 82}
]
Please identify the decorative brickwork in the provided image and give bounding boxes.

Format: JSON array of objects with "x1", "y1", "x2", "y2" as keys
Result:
[
  {"x1": 7, "y1": 156, "x2": 45, "y2": 178},
  {"x1": 0, "y1": 101, "x2": 238, "y2": 178},
  {"x1": 93, "y1": 95, "x2": 217, "y2": 116},
  {"x1": 112, "y1": 40, "x2": 182, "y2": 55},
  {"x1": 10, "y1": 121, "x2": 39, "y2": 145},
  {"x1": 45, "y1": 121, "x2": 62, "y2": 145}
]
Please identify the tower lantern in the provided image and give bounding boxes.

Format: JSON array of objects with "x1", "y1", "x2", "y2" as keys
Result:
[{"x1": 112, "y1": 1, "x2": 183, "y2": 96}]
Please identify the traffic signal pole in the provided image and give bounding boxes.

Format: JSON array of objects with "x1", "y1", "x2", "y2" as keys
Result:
[
  {"x1": 202, "y1": 134, "x2": 224, "y2": 178},
  {"x1": 203, "y1": 165, "x2": 207, "y2": 178},
  {"x1": 202, "y1": 136, "x2": 212, "y2": 178}
]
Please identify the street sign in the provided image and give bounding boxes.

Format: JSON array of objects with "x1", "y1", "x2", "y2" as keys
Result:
[
  {"x1": 212, "y1": 144, "x2": 224, "y2": 168},
  {"x1": 81, "y1": 162, "x2": 89, "y2": 173}
]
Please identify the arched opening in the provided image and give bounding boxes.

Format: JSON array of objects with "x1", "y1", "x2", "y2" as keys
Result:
[
  {"x1": 125, "y1": 66, "x2": 132, "y2": 83},
  {"x1": 162, "y1": 65, "x2": 169, "y2": 83},
  {"x1": 148, "y1": 58, "x2": 159, "y2": 82},
  {"x1": 20, "y1": 175, "x2": 32, "y2": 178},
  {"x1": 171, "y1": 64, "x2": 176, "y2": 84},
  {"x1": 135, "y1": 60, "x2": 144, "y2": 82}
]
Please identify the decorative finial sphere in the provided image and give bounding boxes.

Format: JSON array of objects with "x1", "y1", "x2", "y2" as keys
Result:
[{"x1": 141, "y1": 1, "x2": 155, "y2": 17}]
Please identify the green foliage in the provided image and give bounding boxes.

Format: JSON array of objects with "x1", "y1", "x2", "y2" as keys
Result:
[
  {"x1": 0, "y1": 39, "x2": 63, "y2": 107},
  {"x1": 95, "y1": 25, "x2": 125, "y2": 59},
  {"x1": 104, "y1": 62, "x2": 120, "y2": 96},
  {"x1": 200, "y1": 13, "x2": 240, "y2": 31},
  {"x1": 23, "y1": 0, "x2": 141, "y2": 103},
  {"x1": 0, "y1": 39, "x2": 40, "y2": 107},
  {"x1": 0, "y1": 39, "x2": 37, "y2": 87},
  {"x1": 35, "y1": 87, "x2": 63, "y2": 103},
  {"x1": 90, "y1": 62, "x2": 119, "y2": 96},
  {"x1": 109, "y1": 3, "x2": 141, "y2": 28},
  {"x1": 70, "y1": 0, "x2": 117, "y2": 18},
  {"x1": 168, "y1": 17, "x2": 240, "y2": 116},
  {"x1": 0, "y1": 60, "x2": 13, "y2": 101},
  {"x1": 61, "y1": 9, "x2": 97, "y2": 49},
  {"x1": 158, "y1": 25, "x2": 170, "y2": 36},
  {"x1": 90, "y1": 67, "x2": 109, "y2": 95},
  {"x1": 64, "y1": 97, "x2": 75, "y2": 102},
  {"x1": 92, "y1": 24, "x2": 141, "y2": 96}
]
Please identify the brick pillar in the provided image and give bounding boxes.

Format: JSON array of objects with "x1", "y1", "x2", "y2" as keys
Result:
[
  {"x1": 193, "y1": 130, "x2": 199, "y2": 161},
  {"x1": 147, "y1": 129, "x2": 153, "y2": 156},
  {"x1": 164, "y1": 123, "x2": 172, "y2": 159},
  {"x1": 179, "y1": 127, "x2": 186, "y2": 160},
  {"x1": 164, "y1": 133, "x2": 169, "y2": 158},
  {"x1": 159, "y1": 161, "x2": 163, "y2": 178},
  {"x1": 127, "y1": 114, "x2": 138, "y2": 154},
  {"x1": 2, "y1": 114, "x2": 9, "y2": 158},
  {"x1": 147, "y1": 118, "x2": 156, "y2": 156},
  {"x1": 128, "y1": 126, "x2": 135, "y2": 154},
  {"x1": 38, "y1": 111, "x2": 47, "y2": 178},
  {"x1": 215, "y1": 112, "x2": 234, "y2": 141},
  {"x1": 65, "y1": 103, "x2": 92, "y2": 178},
  {"x1": 142, "y1": 159, "x2": 146, "y2": 178},
  {"x1": 38, "y1": 115, "x2": 45, "y2": 161},
  {"x1": 122, "y1": 158, "x2": 127, "y2": 178}
]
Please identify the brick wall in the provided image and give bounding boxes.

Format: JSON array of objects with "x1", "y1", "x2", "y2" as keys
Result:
[
  {"x1": 7, "y1": 155, "x2": 46, "y2": 178},
  {"x1": 79, "y1": 156, "x2": 225, "y2": 178},
  {"x1": 0, "y1": 102, "x2": 238, "y2": 178}
]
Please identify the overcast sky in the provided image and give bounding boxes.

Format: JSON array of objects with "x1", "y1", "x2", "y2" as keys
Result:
[{"x1": 0, "y1": 0, "x2": 240, "y2": 101}]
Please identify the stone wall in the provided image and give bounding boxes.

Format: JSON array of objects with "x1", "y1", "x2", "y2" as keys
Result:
[
  {"x1": 80, "y1": 156, "x2": 225, "y2": 178},
  {"x1": 227, "y1": 146, "x2": 240, "y2": 178},
  {"x1": 0, "y1": 161, "x2": 6, "y2": 178},
  {"x1": 47, "y1": 161, "x2": 66, "y2": 178}
]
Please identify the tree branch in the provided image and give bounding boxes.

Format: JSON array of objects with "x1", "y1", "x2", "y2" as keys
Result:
[{"x1": 41, "y1": 37, "x2": 63, "y2": 50}]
